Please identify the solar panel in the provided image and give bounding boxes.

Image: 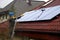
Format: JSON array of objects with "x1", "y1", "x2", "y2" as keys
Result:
[
  {"x1": 41, "y1": 10, "x2": 60, "y2": 20},
  {"x1": 16, "y1": 5, "x2": 60, "y2": 22},
  {"x1": 19, "y1": 10, "x2": 37, "y2": 21},
  {"x1": 0, "y1": 0, "x2": 14, "y2": 8},
  {"x1": 37, "y1": 5, "x2": 60, "y2": 20},
  {"x1": 16, "y1": 8, "x2": 48, "y2": 22},
  {"x1": 24, "y1": 9, "x2": 42, "y2": 21}
]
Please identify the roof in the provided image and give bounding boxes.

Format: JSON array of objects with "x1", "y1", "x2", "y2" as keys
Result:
[
  {"x1": 16, "y1": 0, "x2": 60, "y2": 32},
  {"x1": 0, "y1": 0, "x2": 60, "y2": 33},
  {"x1": 16, "y1": 14, "x2": 60, "y2": 32},
  {"x1": 0, "y1": 0, "x2": 14, "y2": 12},
  {"x1": 0, "y1": 11, "x2": 9, "y2": 15},
  {"x1": 0, "y1": 0, "x2": 14, "y2": 8}
]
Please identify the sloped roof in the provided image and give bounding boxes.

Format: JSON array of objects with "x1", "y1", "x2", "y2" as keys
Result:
[
  {"x1": 0, "y1": 0, "x2": 14, "y2": 12},
  {"x1": 0, "y1": 0, "x2": 14, "y2": 8},
  {"x1": 0, "y1": 0, "x2": 60, "y2": 33}
]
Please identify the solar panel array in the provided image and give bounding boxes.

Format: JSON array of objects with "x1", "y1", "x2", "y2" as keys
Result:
[
  {"x1": 16, "y1": 5, "x2": 60, "y2": 22},
  {"x1": 0, "y1": 0, "x2": 14, "y2": 8}
]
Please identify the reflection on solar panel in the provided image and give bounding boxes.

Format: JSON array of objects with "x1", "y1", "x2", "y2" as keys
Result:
[
  {"x1": 16, "y1": 5, "x2": 60, "y2": 22},
  {"x1": 0, "y1": 0, "x2": 14, "y2": 8},
  {"x1": 33, "y1": 0, "x2": 49, "y2": 2}
]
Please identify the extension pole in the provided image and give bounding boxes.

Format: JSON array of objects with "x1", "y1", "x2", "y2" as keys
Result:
[{"x1": 10, "y1": 17, "x2": 17, "y2": 40}]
